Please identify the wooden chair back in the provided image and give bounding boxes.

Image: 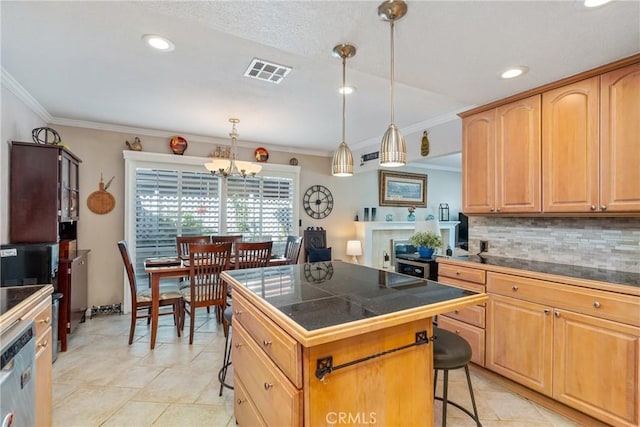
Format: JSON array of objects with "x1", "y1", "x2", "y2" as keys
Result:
[
  {"x1": 284, "y1": 236, "x2": 303, "y2": 265},
  {"x1": 117, "y1": 240, "x2": 139, "y2": 305},
  {"x1": 176, "y1": 235, "x2": 211, "y2": 259},
  {"x1": 235, "y1": 241, "x2": 273, "y2": 270},
  {"x1": 188, "y1": 243, "x2": 232, "y2": 308},
  {"x1": 303, "y1": 227, "x2": 327, "y2": 262}
]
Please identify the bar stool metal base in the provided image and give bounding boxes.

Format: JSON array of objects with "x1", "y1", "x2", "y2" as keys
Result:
[
  {"x1": 434, "y1": 365, "x2": 481, "y2": 426},
  {"x1": 218, "y1": 331, "x2": 234, "y2": 396}
]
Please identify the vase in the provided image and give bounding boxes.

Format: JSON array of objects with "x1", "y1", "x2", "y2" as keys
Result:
[
  {"x1": 407, "y1": 213, "x2": 415, "y2": 222},
  {"x1": 418, "y1": 246, "x2": 435, "y2": 259}
]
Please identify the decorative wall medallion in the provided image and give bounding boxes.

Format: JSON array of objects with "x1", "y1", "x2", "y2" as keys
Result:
[{"x1": 169, "y1": 136, "x2": 188, "y2": 155}]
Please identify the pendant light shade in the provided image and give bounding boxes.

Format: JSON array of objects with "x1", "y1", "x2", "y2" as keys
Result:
[
  {"x1": 331, "y1": 43, "x2": 356, "y2": 177},
  {"x1": 378, "y1": 0, "x2": 407, "y2": 167}
]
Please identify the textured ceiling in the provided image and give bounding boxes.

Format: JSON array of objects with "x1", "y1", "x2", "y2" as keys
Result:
[{"x1": 2, "y1": 1, "x2": 639, "y2": 169}]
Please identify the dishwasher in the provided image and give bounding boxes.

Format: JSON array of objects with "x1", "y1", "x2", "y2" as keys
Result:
[{"x1": 1, "y1": 319, "x2": 36, "y2": 427}]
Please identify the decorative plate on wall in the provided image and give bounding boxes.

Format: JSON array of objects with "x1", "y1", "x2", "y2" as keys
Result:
[
  {"x1": 170, "y1": 136, "x2": 188, "y2": 155},
  {"x1": 254, "y1": 147, "x2": 269, "y2": 162}
]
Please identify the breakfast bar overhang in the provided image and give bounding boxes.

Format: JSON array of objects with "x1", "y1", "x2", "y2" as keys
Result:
[{"x1": 221, "y1": 261, "x2": 488, "y2": 426}]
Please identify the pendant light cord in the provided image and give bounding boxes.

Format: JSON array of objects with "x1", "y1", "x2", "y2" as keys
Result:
[
  {"x1": 342, "y1": 55, "x2": 347, "y2": 143},
  {"x1": 390, "y1": 20, "x2": 395, "y2": 125}
]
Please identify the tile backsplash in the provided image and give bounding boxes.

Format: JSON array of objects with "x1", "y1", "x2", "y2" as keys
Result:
[{"x1": 468, "y1": 217, "x2": 640, "y2": 273}]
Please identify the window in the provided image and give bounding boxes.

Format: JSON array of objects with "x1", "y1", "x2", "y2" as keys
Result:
[{"x1": 123, "y1": 151, "x2": 300, "y2": 304}]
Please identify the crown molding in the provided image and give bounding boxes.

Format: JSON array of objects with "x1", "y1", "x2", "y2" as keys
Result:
[{"x1": 1, "y1": 67, "x2": 52, "y2": 122}]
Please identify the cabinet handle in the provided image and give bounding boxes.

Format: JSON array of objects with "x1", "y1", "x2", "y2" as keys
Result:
[
  {"x1": 455, "y1": 271, "x2": 461, "y2": 275},
  {"x1": 455, "y1": 330, "x2": 460, "y2": 334},
  {"x1": 590, "y1": 205, "x2": 597, "y2": 211},
  {"x1": 490, "y1": 208, "x2": 495, "y2": 212},
  {"x1": 236, "y1": 399, "x2": 245, "y2": 405},
  {"x1": 496, "y1": 208, "x2": 501, "y2": 212},
  {"x1": 264, "y1": 382, "x2": 273, "y2": 391},
  {"x1": 262, "y1": 340, "x2": 272, "y2": 347},
  {"x1": 554, "y1": 311, "x2": 560, "y2": 317},
  {"x1": 600, "y1": 205, "x2": 607, "y2": 211},
  {"x1": 39, "y1": 340, "x2": 48, "y2": 349},
  {"x1": 593, "y1": 301, "x2": 601, "y2": 309},
  {"x1": 39, "y1": 316, "x2": 51, "y2": 325},
  {"x1": 511, "y1": 285, "x2": 518, "y2": 291},
  {"x1": 234, "y1": 343, "x2": 243, "y2": 348},
  {"x1": 234, "y1": 310, "x2": 243, "y2": 316},
  {"x1": 454, "y1": 309, "x2": 459, "y2": 314},
  {"x1": 544, "y1": 309, "x2": 550, "y2": 315}
]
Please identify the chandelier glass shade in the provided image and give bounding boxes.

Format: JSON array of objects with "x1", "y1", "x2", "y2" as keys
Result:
[
  {"x1": 331, "y1": 44, "x2": 356, "y2": 177},
  {"x1": 378, "y1": 0, "x2": 407, "y2": 167},
  {"x1": 205, "y1": 118, "x2": 262, "y2": 178}
]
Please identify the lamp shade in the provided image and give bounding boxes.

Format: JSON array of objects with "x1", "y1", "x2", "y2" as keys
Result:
[
  {"x1": 379, "y1": 123, "x2": 406, "y2": 167},
  {"x1": 346, "y1": 240, "x2": 362, "y2": 263},
  {"x1": 332, "y1": 141, "x2": 354, "y2": 176}
]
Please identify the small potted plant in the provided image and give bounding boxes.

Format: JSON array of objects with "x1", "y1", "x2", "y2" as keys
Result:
[{"x1": 409, "y1": 231, "x2": 444, "y2": 259}]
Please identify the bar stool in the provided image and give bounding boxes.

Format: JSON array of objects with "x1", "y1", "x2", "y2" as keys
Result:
[
  {"x1": 433, "y1": 327, "x2": 481, "y2": 426},
  {"x1": 218, "y1": 306, "x2": 234, "y2": 396}
]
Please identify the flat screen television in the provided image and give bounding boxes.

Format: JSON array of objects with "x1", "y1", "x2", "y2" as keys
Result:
[{"x1": 458, "y1": 213, "x2": 468, "y2": 249}]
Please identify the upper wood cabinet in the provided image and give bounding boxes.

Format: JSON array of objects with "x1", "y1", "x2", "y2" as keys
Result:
[
  {"x1": 600, "y1": 63, "x2": 640, "y2": 212},
  {"x1": 543, "y1": 63, "x2": 640, "y2": 213},
  {"x1": 463, "y1": 95, "x2": 541, "y2": 214},
  {"x1": 10, "y1": 142, "x2": 81, "y2": 243}
]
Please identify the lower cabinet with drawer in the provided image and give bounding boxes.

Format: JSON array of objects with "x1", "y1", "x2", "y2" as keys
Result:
[
  {"x1": 437, "y1": 260, "x2": 487, "y2": 366},
  {"x1": 487, "y1": 271, "x2": 640, "y2": 427}
]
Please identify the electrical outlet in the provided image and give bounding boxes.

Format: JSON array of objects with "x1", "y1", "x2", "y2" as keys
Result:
[{"x1": 479, "y1": 240, "x2": 489, "y2": 253}]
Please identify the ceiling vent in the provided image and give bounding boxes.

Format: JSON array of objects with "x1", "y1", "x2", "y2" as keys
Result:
[{"x1": 244, "y1": 58, "x2": 292, "y2": 84}]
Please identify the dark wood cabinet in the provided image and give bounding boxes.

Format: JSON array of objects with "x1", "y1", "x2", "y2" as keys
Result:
[
  {"x1": 58, "y1": 250, "x2": 89, "y2": 352},
  {"x1": 10, "y1": 141, "x2": 81, "y2": 243}
]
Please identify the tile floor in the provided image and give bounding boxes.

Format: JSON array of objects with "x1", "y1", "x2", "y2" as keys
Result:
[{"x1": 52, "y1": 312, "x2": 582, "y2": 426}]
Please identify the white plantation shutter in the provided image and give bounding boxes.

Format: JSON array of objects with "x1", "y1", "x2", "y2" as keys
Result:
[{"x1": 124, "y1": 152, "x2": 299, "y2": 292}]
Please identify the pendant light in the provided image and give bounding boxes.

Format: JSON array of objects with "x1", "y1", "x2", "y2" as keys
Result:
[
  {"x1": 331, "y1": 44, "x2": 356, "y2": 177},
  {"x1": 378, "y1": 0, "x2": 407, "y2": 167}
]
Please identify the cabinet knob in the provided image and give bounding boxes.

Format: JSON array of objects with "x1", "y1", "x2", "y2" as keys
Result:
[
  {"x1": 455, "y1": 330, "x2": 460, "y2": 334},
  {"x1": 234, "y1": 343, "x2": 243, "y2": 348},
  {"x1": 600, "y1": 205, "x2": 607, "y2": 211},
  {"x1": 264, "y1": 382, "x2": 273, "y2": 391},
  {"x1": 496, "y1": 208, "x2": 501, "y2": 212},
  {"x1": 39, "y1": 340, "x2": 48, "y2": 349},
  {"x1": 590, "y1": 205, "x2": 597, "y2": 211},
  {"x1": 454, "y1": 309, "x2": 459, "y2": 314},
  {"x1": 511, "y1": 285, "x2": 518, "y2": 291},
  {"x1": 262, "y1": 340, "x2": 272, "y2": 347},
  {"x1": 544, "y1": 309, "x2": 550, "y2": 315},
  {"x1": 39, "y1": 317, "x2": 51, "y2": 325},
  {"x1": 593, "y1": 301, "x2": 601, "y2": 309},
  {"x1": 554, "y1": 311, "x2": 560, "y2": 317},
  {"x1": 455, "y1": 271, "x2": 461, "y2": 275},
  {"x1": 236, "y1": 399, "x2": 245, "y2": 405},
  {"x1": 234, "y1": 310, "x2": 243, "y2": 316},
  {"x1": 490, "y1": 208, "x2": 495, "y2": 212}
]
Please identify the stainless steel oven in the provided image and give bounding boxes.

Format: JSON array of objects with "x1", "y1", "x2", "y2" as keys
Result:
[{"x1": 1, "y1": 319, "x2": 36, "y2": 427}]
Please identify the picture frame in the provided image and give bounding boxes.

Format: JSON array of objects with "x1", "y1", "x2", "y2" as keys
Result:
[{"x1": 378, "y1": 170, "x2": 427, "y2": 207}]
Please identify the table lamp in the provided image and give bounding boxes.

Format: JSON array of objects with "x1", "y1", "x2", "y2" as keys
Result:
[{"x1": 346, "y1": 240, "x2": 362, "y2": 264}]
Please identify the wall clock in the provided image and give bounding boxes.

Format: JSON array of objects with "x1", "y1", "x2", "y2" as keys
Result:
[{"x1": 303, "y1": 185, "x2": 334, "y2": 219}]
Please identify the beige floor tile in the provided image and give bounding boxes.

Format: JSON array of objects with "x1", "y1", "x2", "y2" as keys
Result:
[
  {"x1": 132, "y1": 367, "x2": 212, "y2": 404},
  {"x1": 52, "y1": 384, "x2": 138, "y2": 427},
  {"x1": 100, "y1": 401, "x2": 169, "y2": 427},
  {"x1": 151, "y1": 403, "x2": 232, "y2": 427},
  {"x1": 137, "y1": 342, "x2": 206, "y2": 367},
  {"x1": 54, "y1": 355, "x2": 140, "y2": 386},
  {"x1": 106, "y1": 365, "x2": 164, "y2": 389},
  {"x1": 484, "y1": 390, "x2": 548, "y2": 422}
]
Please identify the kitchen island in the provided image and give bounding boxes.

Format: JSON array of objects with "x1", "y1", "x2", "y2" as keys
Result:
[{"x1": 221, "y1": 261, "x2": 487, "y2": 426}]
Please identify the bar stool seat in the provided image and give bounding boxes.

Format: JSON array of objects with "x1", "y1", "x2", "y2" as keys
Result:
[{"x1": 433, "y1": 327, "x2": 481, "y2": 426}]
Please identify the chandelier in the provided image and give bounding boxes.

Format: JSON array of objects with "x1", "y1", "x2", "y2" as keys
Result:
[{"x1": 205, "y1": 118, "x2": 262, "y2": 178}]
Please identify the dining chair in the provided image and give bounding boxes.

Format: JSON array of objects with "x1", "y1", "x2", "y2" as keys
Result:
[
  {"x1": 211, "y1": 234, "x2": 243, "y2": 252},
  {"x1": 181, "y1": 242, "x2": 232, "y2": 344},
  {"x1": 283, "y1": 235, "x2": 303, "y2": 265},
  {"x1": 234, "y1": 241, "x2": 273, "y2": 270},
  {"x1": 176, "y1": 235, "x2": 211, "y2": 260},
  {"x1": 117, "y1": 240, "x2": 183, "y2": 345}
]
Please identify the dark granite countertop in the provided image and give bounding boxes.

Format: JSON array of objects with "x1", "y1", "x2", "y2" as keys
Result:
[
  {"x1": 0, "y1": 285, "x2": 49, "y2": 317},
  {"x1": 446, "y1": 255, "x2": 640, "y2": 288},
  {"x1": 224, "y1": 261, "x2": 481, "y2": 332}
]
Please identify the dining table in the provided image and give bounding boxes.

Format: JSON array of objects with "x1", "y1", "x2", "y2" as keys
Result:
[{"x1": 144, "y1": 254, "x2": 289, "y2": 349}]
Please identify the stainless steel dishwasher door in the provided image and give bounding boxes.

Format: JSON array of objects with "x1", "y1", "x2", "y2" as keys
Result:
[{"x1": 1, "y1": 319, "x2": 36, "y2": 427}]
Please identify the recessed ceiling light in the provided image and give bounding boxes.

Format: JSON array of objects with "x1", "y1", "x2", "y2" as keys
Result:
[
  {"x1": 142, "y1": 34, "x2": 175, "y2": 52},
  {"x1": 339, "y1": 86, "x2": 355, "y2": 95},
  {"x1": 500, "y1": 66, "x2": 529, "y2": 79},
  {"x1": 584, "y1": 0, "x2": 612, "y2": 7}
]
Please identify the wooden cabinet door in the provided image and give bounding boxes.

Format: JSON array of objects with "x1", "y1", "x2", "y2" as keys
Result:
[
  {"x1": 463, "y1": 110, "x2": 496, "y2": 213},
  {"x1": 553, "y1": 309, "x2": 640, "y2": 427},
  {"x1": 600, "y1": 63, "x2": 640, "y2": 212},
  {"x1": 69, "y1": 253, "x2": 88, "y2": 333},
  {"x1": 542, "y1": 77, "x2": 600, "y2": 212},
  {"x1": 496, "y1": 95, "x2": 541, "y2": 213},
  {"x1": 487, "y1": 294, "x2": 553, "y2": 395}
]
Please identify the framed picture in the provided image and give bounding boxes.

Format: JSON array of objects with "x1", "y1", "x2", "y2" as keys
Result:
[{"x1": 378, "y1": 170, "x2": 427, "y2": 207}]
